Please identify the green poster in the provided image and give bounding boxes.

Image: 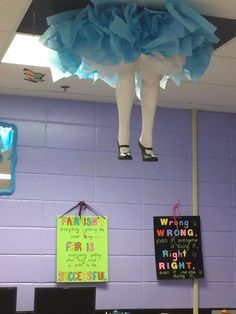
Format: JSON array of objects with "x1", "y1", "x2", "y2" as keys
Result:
[{"x1": 56, "y1": 215, "x2": 108, "y2": 283}]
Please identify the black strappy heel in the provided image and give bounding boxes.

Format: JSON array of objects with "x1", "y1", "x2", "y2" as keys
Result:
[
  {"x1": 138, "y1": 140, "x2": 158, "y2": 162},
  {"x1": 117, "y1": 141, "x2": 132, "y2": 160}
]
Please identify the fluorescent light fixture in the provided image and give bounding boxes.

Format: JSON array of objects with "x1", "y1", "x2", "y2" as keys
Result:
[
  {"x1": 2, "y1": 33, "x2": 73, "y2": 82},
  {"x1": 0, "y1": 174, "x2": 11, "y2": 180},
  {"x1": 2, "y1": 33, "x2": 50, "y2": 67}
]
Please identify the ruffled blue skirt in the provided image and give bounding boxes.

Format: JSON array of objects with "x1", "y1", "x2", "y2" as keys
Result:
[{"x1": 40, "y1": 0, "x2": 219, "y2": 88}]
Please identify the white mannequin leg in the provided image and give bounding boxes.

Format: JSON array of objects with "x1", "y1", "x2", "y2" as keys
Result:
[
  {"x1": 115, "y1": 62, "x2": 135, "y2": 156},
  {"x1": 135, "y1": 54, "x2": 159, "y2": 160},
  {"x1": 139, "y1": 78, "x2": 159, "y2": 155}
]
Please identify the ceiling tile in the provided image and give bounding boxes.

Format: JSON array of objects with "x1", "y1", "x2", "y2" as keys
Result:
[
  {"x1": 121, "y1": 0, "x2": 236, "y2": 18},
  {"x1": 186, "y1": 0, "x2": 236, "y2": 19},
  {"x1": 214, "y1": 38, "x2": 236, "y2": 58},
  {"x1": 198, "y1": 55, "x2": 236, "y2": 86},
  {"x1": 160, "y1": 81, "x2": 236, "y2": 108},
  {"x1": 0, "y1": 31, "x2": 13, "y2": 59},
  {"x1": 0, "y1": 0, "x2": 31, "y2": 31}
]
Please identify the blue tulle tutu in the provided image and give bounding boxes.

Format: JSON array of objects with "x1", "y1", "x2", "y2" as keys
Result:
[{"x1": 40, "y1": 0, "x2": 219, "y2": 89}]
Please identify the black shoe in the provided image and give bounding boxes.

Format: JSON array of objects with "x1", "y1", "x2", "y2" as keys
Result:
[
  {"x1": 118, "y1": 142, "x2": 132, "y2": 160},
  {"x1": 138, "y1": 140, "x2": 158, "y2": 162}
]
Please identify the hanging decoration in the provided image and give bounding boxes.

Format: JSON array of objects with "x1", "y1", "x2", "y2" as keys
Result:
[
  {"x1": 56, "y1": 201, "x2": 108, "y2": 283},
  {"x1": 39, "y1": 0, "x2": 219, "y2": 161},
  {"x1": 153, "y1": 202, "x2": 204, "y2": 280},
  {"x1": 40, "y1": 0, "x2": 219, "y2": 85}
]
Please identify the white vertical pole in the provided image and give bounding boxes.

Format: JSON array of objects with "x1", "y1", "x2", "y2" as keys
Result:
[{"x1": 192, "y1": 109, "x2": 199, "y2": 314}]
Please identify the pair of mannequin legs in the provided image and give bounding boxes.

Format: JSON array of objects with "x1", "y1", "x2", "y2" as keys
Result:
[{"x1": 116, "y1": 61, "x2": 159, "y2": 161}]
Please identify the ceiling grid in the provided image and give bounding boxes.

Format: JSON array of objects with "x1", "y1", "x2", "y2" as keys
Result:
[{"x1": 0, "y1": 0, "x2": 235, "y2": 112}]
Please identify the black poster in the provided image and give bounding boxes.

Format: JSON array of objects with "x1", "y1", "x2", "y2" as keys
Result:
[{"x1": 153, "y1": 216, "x2": 204, "y2": 280}]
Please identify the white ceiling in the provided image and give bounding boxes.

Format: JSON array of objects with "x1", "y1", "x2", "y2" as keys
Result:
[{"x1": 0, "y1": 0, "x2": 236, "y2": 113}]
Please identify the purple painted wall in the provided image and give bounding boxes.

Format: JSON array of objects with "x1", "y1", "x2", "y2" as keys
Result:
[
  {"x1": 198, "y1": 112, "x2": 236, "y2": 308},
  {"x1": 0, "y1": 95, "x2": 235, "y2": 311}
]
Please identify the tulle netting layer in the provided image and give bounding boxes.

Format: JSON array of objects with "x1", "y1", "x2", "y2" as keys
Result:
[{"x1": 40, "y1": 0, "x2": 219, "y2": 88}]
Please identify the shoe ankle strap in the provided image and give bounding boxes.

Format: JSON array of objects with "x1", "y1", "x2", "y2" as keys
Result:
[{"x1": 119, "y1": 144, "x2": 129, "y2": 148}]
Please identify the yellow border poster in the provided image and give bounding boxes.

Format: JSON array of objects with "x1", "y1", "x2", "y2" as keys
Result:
[{"x1": 56, "y1": 215, "x2": 108, "y2": 283}]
